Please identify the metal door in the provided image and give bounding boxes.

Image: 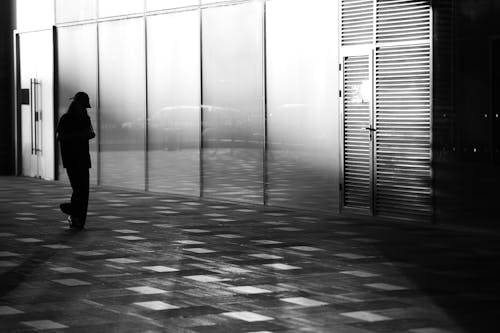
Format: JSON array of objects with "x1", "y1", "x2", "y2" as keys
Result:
[{"x1": 340, "y1": 49, "x2": 374, "y2": 214}]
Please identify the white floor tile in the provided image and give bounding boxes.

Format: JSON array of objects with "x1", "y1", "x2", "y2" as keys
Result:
[
  {"x1": 22, "y1": 320, "x2": 68, "y2": 330},
  {"x1": 0, "y1": 306, "x2": 24, "y2": 315},
  {"x1": 106, "y1": 258, "x2": 140, "y2": 264},
  {"x1": 222, "y1": 311, "x2": 274, "y2": 322},
  {"x1": 113, "y1": 229, "x2": 140, "y2": 234},
  {"x1": 127, "y1": 286, "x2": 168, "y2": 294},
  {"x1": 126, "y1": 219, "x2": 150, "y2": 224},
  {"x1": 281, "y1": 297, "x2": 328, "y2": 307},
  {"x1": 74, "y1": 251, "x2": 106, "y2": 256},
  {"x1": 16, "y1": 238, "x2": 43, "y2": 243},
  {"x1": 340, "y1": 271, "x2": 380, "y2": 278},
  {"x1": 215, "y1": 234, "x2": 244, "y2": 239},
  {"x1": 341, "y1": 311, "x2": 391, "y2": 322},
  {"x1": 43, "y1": 244, "x2": 71, "y2": 249},
  {"x1": 175, "y1": 240, "x2": 205, "y2": 245},
  {"x1": 289, "y1": 246, "x2": 324, "y2": 252},
  {"x1": 251, "y1": 240, "x2": 282, "y2": 245},
  {"x1": 143, "y1": 266, "x2": 179, "y2": 273},
  {"x1": 263, "y1": 263, "x2": 301, "y2": 270},
  {"x1": 183, "y1": 248, "x2": 216, "y2": 254},
  {"x1": 134, "y1": 301, "x2": 179, "y2": 310},
  {"x1": 182, "y1": 229, "x2": 210, "y2": 233},
  {"x1": 228, "y1": 286, "x2": 272, "y2": 294},
  {"x1": 51, "y1": 267, "x2": 85, "y2": 273},
  {"x1": 115, "y1": 236, "x2": 145, "y2": 241},
  {"x1": 185, "y1": 275, "x2": 226, "y2": 283},
  {"x1": 249, "y1": 254, "x2": 283, "y2": 260}
]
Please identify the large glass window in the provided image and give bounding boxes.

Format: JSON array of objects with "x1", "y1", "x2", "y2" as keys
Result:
[
  {"x1": 98, "y1": 0, "x2": 144, "y2": 17},
  {"x1": 147, "y1": 10, "x2": 201, "y2": 195},
  {"x1": 57, "y1": 24, "x2": 98, "y2": 185},
  {"x1": 266, "y1": 0, "x2": 339, "y2": 211},
  {"x1": 201, "y1": 1, "x2": 265, "y2": 203},
  {"x1": 99, "y1": 18, "x2": 146, "y2": 190},
  {"x1": 146, "y1": 0, "x2": 198, "y2": 11},
  {"x1": 56, "y1": 0, "x2": 97, "y2": 23}
]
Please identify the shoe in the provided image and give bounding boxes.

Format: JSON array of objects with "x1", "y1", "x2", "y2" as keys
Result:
[
  {"x1": 60, "y1": 203, "x2": 73, "y2": 215},
  {"x1": 68, "y1": 216, "x2": 84, "y2": 230}
]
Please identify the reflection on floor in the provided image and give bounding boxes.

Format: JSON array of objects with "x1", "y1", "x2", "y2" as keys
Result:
[
  {"x1": 1, "y1": 177, "x2": 497, "y2": 332},
  {"x1": 60, "y1": 148, "x2": 338, "y2": 212}
]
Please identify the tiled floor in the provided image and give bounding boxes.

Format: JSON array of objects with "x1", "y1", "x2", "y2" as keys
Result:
[{"x1": 0, "y1": 176, "x2": 499, "y2": 332}]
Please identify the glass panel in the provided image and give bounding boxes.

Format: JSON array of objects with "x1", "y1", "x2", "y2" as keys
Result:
[
  {"x1": 16, "y1": 0, "x2": 54, "y2": 31},
  {"x1": 98, "y1": 0, "x2": 144, "y2": 17},
  {"x1": 266, "y1": 0, "x2": 340, "y2": 211},
  {"x1": 56, "y1": 0, "x2": 97, "y2": 23},
  {"x1": 99, "y1": 18, "x2": 146, "y2": 190},
  {"x1": 147, "y1": 0, "x2": 198, "y2": 11},
  {"x1": 147, "y1": 10, "x2": 201, "y2": 195},
  {"x1": 57, "y1": 24, "x2": 98, "y2": 185},
  {"x1": 201, "y1": 2, "x2": 264, "y2": 203}
]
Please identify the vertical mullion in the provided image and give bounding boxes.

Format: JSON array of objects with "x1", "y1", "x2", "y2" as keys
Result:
[
  {"x1": 262, "y1": 0, "x2": 268, "y2": 206},
  {"x1": 53, "y1": 27, "x2": 59, "y2": 180},
  {"x1": 96, "y1": 22, "x2": 101, "y2": 186},
  {"x1": 429, "y1": 2, "x2": 435, "y2": 222},
  {"x1": 370, "y1": 49, "x2": 376, "y2": 216},
  {"x1": 144, "y1": 16, "x2": 149, "y2": 192},
  {"x1": 371, "y1": 0, "x2": 377, "y2": 216},
  {"x1": 199, "y1": 4, "x2": 204, "y2": 198}
]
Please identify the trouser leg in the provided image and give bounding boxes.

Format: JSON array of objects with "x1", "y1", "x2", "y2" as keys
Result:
[{"x1": 66, "y1": 167, "x2": 89, "y2": 224}]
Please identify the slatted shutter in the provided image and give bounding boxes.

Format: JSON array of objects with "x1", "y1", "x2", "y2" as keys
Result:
[
  {"x1": 374, "y1": 44, "x2": 432, "y2": 219},
  {"x1": 376, "y1": 0, "x2": 431, "y2": 43},
  {"x1": 343, "y1": 55, "x2": 372, "y2": 211},
  {"x1": 340, "y1": 0, "x2": 433, "y2": 221},
  {"x1": 341, "y1": 0, "x2": 374, "y2": 46}
]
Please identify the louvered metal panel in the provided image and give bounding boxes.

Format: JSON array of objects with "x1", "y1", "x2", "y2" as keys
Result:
[
  {"x1": 376, "y1": 0, "x2": 431, "y2": 44},
  {"x1": 375, "y1": 44, "x2": 432, "y2": 219},
  {"x1": 343, "y1": 55, "x2": 372, "y2": 210},
  {"x1": 341, "y1": 0, "x2": 373, "y2": 46}
]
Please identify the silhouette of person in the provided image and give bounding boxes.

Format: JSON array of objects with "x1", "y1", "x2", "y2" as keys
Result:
[{"x1": 56, "y1": 92, "x2": 95, "y2": 229}]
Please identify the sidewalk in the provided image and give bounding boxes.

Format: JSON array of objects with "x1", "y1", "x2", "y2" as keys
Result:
[{"x1": 0, "y1": 176, "x2": 498, "y2": 332}]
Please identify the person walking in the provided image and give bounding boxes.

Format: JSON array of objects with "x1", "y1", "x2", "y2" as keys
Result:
[{"x1": 56, "y1": 92, "x2": 95, "y2": 229}]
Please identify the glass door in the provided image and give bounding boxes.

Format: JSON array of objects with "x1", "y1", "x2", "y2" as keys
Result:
[{"x1": 18, "y1": 30, "x2": 55, "y2": 180}]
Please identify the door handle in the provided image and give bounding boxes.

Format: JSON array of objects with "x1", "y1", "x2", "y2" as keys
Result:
[{"x1": 364, "y1": 127, "x2": 377, "y2": 132}]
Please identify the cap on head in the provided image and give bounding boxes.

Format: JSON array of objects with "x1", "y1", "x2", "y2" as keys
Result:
[{"x1": 72, "y1": 91, "x2": 91, "y2": 108}]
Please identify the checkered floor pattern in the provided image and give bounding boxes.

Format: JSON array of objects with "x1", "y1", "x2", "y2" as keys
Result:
[{"x1": 0, "y1": 176, "x2": 498, "y2": 332}]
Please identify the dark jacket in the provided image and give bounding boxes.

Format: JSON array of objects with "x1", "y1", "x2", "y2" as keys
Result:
[{"x1": 56, "y1": 102, "x2": 95, "y2": 169}]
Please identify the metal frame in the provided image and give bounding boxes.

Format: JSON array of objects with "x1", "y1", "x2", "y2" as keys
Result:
[
  {"x1": 199, "y1": 4, "x2": 205, "y2": 198},
  {"x1": 262, "y1": 0, "x2": 268, "y2": 205},
  {"x1": 144, "y1": 15, "x2": 149, "y2": 192},
  {"x1": 13, "y1": 30, "x2": 21, "y2": 175},
  {"x1": 53, "y1": 25, "x2": 59, "y2": 180},
  {"x1": 489, "y1": 35, "x2": 500, "y2": 163},
  {"x1": 96, "y1": 22, "x2": 101, "y2": 185}
]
